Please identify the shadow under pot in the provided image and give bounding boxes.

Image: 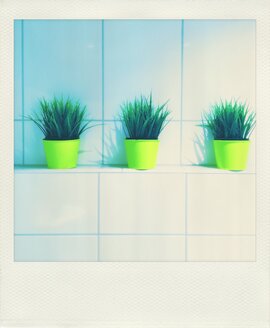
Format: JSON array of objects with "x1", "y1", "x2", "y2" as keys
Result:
[
  {"x1": 213, "y1": 140, "x2": 250, "y2": 171},
  {"x1": 124, "y1": 139, "x2": 160, "y2": 170},
  {"x1": 43, "y1": 139, "x2": 80, "y2": 169}
]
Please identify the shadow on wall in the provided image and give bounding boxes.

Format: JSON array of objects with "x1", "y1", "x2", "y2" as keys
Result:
[
  {"x1": 80, "y1": 121, "x2": 216, "y2": 168},
  {"x1": 103, "y1": 121, "x2": 127, "y2": 166},
  {"x1": 193, "y1": 127, "x2": 216, "y2": 167},
  {"x1": 78, "y1": 122, "x2": 103, "y2": 166}
]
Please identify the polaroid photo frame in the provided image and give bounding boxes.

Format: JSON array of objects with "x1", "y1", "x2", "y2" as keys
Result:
[{"x1": 0, "y1": 0, "x2": 269, "y2": 327}]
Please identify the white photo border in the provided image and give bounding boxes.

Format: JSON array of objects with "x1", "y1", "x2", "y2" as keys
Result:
[{"x1": 0, "y1": 1, "x2": 269, "y2": 327}]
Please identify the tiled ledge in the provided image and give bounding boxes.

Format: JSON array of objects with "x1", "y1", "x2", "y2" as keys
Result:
[{"x1": 14, "y1": 165, "x2": 255, "y2": 174}]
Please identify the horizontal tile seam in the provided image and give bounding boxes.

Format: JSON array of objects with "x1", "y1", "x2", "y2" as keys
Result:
[
  {"x1": 15, "y1": 233, "x2": 256, "y2": 237},
  {"x1": 14, "y1": 171, "x2": 256, "y2": 175},
  {"x1": 14, "y1": 118, "x2": 187, "y2": 123}
]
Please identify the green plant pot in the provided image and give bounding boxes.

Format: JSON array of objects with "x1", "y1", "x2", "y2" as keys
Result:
[
  {"x1": 124, "y1": 139, "x2": 160, "y2": 170},
  {"x1": 213, "y1": 140, "x2": 250, "y2": 171},
  {"x1": 43, "y1": 139, "x2": 80, "y2": 169}
]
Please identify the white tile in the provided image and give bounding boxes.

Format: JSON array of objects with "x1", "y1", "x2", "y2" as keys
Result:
[
  {"x1": 15, "y1": 236, "x2": 98, "y2": 261},
  {"x1": 247, "y1": 131, "x2": 256, "y2": 172},
  {"x1": 183, "y1": 20, "x2": 255, "y2": 120},
  {"x1": 100, "y1": 174, "x2": 185, "y2": 234},
  {"x1": 182, "y1": 121, "x2": 216, "y2": 166},
  {"x1": 187, "y1": 236, "x2": 256, "y2": 261},
  {"x1": 78, "y1": 123, "x2": 102, "y2": 165},
  {"x1": 104, "y1": 20, "x2": 181, "y2": 120},
  {"x1": 187, "y1": 174, "x2": 255, "y2": 235},
  {"x1": 158, "y1": 121, "x2": 181, "y2": 165},
  {"x1": 15, "y1": 173, "x2": 98, "y2": 234},
  {"x1": 14, "y1": 121, "x2": 23, "y2": 165},
  {"x1": 24, "y1": 121, "x2": 46, "y2": 165},
  {"x1": 100, "y1": 236, "x2": 186, "y2": 261},
  {"x1": 103, "y1": 121, "x2": 181, "y2": 166}
]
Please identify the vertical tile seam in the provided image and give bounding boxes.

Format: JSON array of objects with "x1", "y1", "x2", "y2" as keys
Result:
[
  {"x1": 13, "y1": 19, "x2": 17, "y2": 256},
  {"x1": 179, "y1": 20, "x2": 184, "y2": 166},
  {"x1": 101, "y1": 20, "x2": 105, "y2": 165},
  {"x1": 185, "y1": 173, "x2": 188, "y2": 261},
  {"x1": 21, "y1": 20, "x2": 25, "y2": 165},
  {"x1": 97, "y1": 173, "x2": 100, "y2": 261}
]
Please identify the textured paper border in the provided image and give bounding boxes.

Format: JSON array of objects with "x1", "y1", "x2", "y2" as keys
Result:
[{"x1": 0, "y1": 0, "x2": 269, "y2": 327}]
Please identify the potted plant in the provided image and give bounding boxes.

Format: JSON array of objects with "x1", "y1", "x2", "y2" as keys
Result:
[
  {"x1": 120, "y1": 94, "x2": 170, "y2": 170},
  {"x1": 28, "y1": 97, "x2": 92, "y2": 169},
  {"x1": 201, "y1": 100, "x2": 256, "y2": 170}
]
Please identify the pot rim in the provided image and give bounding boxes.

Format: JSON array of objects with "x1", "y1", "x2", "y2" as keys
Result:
[
  {"x1": 43, "y1": 139, "x2": 80, "y2": 142},
  {"x1": 213, "y1": 139, "x2": 250, "y2": 142},
  {"x1": 125, "y1": 138, "x2": 160, "y2": 142}
]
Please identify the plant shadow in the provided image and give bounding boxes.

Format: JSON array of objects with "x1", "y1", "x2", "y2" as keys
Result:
[
  {"x1": 103, "y1": 121, "x2": 127, "y2": 167},
  {"x1": 192, "y1": 127, "x2": 216, "y2": 167}
]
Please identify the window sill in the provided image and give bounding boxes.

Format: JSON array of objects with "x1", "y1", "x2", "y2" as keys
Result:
[{"x1": 14, "y1": 164, "x2": 255, "y2": 174}]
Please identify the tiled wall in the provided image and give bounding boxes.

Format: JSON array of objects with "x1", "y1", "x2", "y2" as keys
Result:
[
  {"x1": 14, "y1": 19, "x2": 256, "y2": 262},
  {"x1": 14, "y1": 19, "x2": 256, "y2": 168},
  {"x1": 14, "y1": 170, "x2": 256, "y2": 261}
]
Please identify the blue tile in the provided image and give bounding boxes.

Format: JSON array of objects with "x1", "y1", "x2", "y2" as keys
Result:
[
  {"x1": 15, "y1": 236, "x2": 98, "y2": 261},
  {"x1": 23, "y1": 20, "x2": 102, "y2": 119},
  {"x1": 14, "y1": 20, "x2": 23, "y2": 119},
  {"x1": 104, "y1": 20, "x2": 182, "y2": 120},
  {"x1": 78, "y1": 123, "x2": 103, "y2": 165},
  {"x1": 24, "y1": 121, "x2": 46, "y2": 165},
  {"x1": 14, "y1": 121, "x2": 23, "y2": 165}
]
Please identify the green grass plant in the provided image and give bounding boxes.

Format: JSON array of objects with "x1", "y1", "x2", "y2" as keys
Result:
[
  {"x1": 201, "y1": 100, "x2": 256, "y2": 140},
  {"x1": 120, "y1": 94, "x2": 170, "y2": 140},
  {"x1": 28, "y1": 97, "x2": 92, "y2": 140}
]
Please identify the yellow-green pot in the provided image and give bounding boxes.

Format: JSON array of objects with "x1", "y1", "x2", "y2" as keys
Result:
[
  {"x1": 43, "y1": 139, "x2": 80, "y2": 169},
  {"x1": 124, "y1": 139, "x2": 160, "y2": 170},
  {"x1": 213, "y1": 140, "x2": 250, "y2": 171}
]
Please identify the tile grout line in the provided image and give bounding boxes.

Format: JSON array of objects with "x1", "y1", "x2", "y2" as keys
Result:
[
  {"x1": 13, "y1": 22, "x2": 17, "y2": 258},
  {"x1": 14, "y1": 233, "x2": 256, "y2": 237},
  {"x1": 101, "y1": 20, "x2": 105, "y2": 166},
  {"x1": 14, "y1": 118, "x2": 200, "y2": 123},
  {"x1": 185, "y1": 173, "x2": 188, "y2": 261},
  {"x1": 14, "y1": 170, "x2": 257, "y2": 176},
  {"x1": 21, "y1": 20, "x2": 25, "y2": 165}
]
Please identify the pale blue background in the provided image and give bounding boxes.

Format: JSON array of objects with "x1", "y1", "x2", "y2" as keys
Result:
[
  {"x1": 14, "y1": 19, "x2": 255, "y2": 167},
  {"x1": 104, "y1": 20, "x2": 181, "y2": 120}
]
